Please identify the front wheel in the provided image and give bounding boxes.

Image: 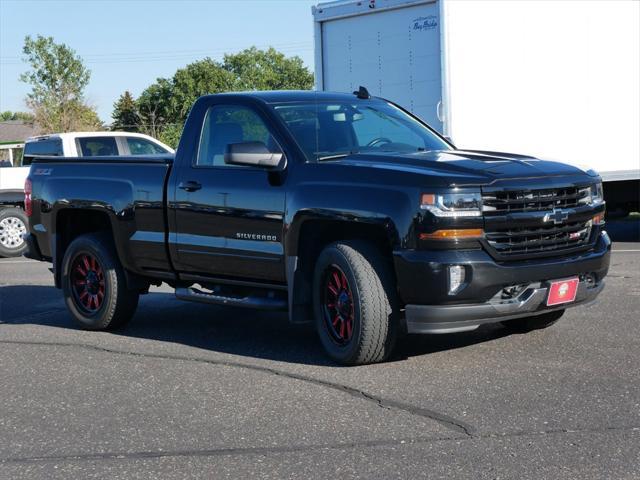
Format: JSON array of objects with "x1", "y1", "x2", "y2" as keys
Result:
[
  {"x1": 501, "y1": 309, "x2": 565, "y2": 333},
  {"x1": 62, "y1": 234, "x2": 139, "y2": 330},
  {"x1": 0, "y1": 207, "x2": 28, "y2": 258},
  {"x1": 312, "y1": 241, "x2": 398, "y2": 365}
]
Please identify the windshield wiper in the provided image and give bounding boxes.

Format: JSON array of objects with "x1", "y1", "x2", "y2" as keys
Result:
[{"x1": 317, "y1": 151, "x2": 358, "y2": 161}]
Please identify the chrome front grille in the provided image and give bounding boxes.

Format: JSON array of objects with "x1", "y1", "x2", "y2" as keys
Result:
[
  {"x1": 485, "y1": 220, "x2": 593, "y2": 257},
  {"x1": 482, "y1": 186, "x2": 590, "y2": 215},
  {"x1": 482, "y1": 185, "x2": 596, "y2": 260}
]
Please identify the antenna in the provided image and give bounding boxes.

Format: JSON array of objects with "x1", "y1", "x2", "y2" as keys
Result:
[{"x1": 353, "y1": 86, "x2": 370, "y2": 99}]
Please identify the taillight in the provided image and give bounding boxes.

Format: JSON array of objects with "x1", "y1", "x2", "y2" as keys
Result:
[{"x1": 24, "y1": 178, "x2": 32, "y2": 217}]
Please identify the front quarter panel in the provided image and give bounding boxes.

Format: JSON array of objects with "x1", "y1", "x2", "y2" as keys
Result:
[{"x1": 285, "y1": 163, "x2": 421, "y2": 256}]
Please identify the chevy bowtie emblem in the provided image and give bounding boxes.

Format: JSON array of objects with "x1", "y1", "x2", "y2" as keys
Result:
[{"x1": 543, "y1": 208, "x2": 570, "y2": 225}]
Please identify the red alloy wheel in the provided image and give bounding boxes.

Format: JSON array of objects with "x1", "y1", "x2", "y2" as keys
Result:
[
  {"x1": 323, "y1": 265, "x2": 355, "y2": 345},
  {"x1": 70, "y1": 253, "x2": 106, "y2": 314}
]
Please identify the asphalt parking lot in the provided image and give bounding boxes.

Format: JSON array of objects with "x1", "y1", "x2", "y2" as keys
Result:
[{"x1": 1, "y1": 221, "x2": 639, "y2": 479}]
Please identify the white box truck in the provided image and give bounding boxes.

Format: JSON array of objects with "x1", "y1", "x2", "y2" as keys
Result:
[{"x1": 312, "y1": 0, "x2": 640, "y2": 214}]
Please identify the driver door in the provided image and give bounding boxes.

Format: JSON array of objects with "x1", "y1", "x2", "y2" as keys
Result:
[{"x1": 171, "y1": 103, "x2": 287, "y2": 283}]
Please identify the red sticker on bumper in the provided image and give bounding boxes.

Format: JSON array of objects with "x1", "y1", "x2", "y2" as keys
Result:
[{"x1": 547, "y1": 278, "x2": 579, "y2": 306}]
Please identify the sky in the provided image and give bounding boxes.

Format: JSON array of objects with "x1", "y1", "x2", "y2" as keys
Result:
[{"x1": 0, "y1": 0, "x2": 318, "y2": 122}]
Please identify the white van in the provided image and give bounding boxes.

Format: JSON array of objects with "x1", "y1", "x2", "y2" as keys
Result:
[{"x1": 0, "y1": 131, "x2": 174, "y2": 257}]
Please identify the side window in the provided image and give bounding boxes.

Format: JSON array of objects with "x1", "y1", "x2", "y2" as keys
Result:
[
  {"x1": 196, "y1": 105, "x2": 275, "y2": 167},
  {"x1": 127, "y1": 137, "x2": 168, "y2": 155},
  {"x1": 78, "y1": 137, "x2": 118, "y2": 157}
]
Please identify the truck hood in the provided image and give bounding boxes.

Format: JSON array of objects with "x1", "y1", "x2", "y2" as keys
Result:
[{"x1": 333, "y1": 149, "x2": 597, "y2": 186}]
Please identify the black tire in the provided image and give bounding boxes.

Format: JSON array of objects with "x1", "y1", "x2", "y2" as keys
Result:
[
  {"x1": 312, "y1": 241, "x2": 398, "y2": 365},
  {"x1": 0, "y1": 207, "x2": 28, "y2": 258},
  {"x1": 500, "y1": 309, "x2": 565, "y2": 333},
  {"x1": 62, "y1": 233, "x2": 139, "y2": 330}
]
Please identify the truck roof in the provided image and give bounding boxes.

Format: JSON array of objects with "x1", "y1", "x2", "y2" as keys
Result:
[
  {"x1": 26, "y1": 131, "x2": 167, "y2": 142},
  {"x1": 202, "y1": 90, "x2": 372, "y2": 104},
  {"x1": 313, "y1": 0, "x2": 423, "y2": 21}
]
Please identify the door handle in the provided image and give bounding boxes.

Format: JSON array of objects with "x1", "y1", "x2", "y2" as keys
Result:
[{"x1": 178, "y1": 181, "x2": 202, "y2": 192}]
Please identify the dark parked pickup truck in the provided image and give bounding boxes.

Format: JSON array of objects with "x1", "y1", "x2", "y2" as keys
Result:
[{"x1": 24, "y1": 90, "x2": 610, "y2": 364}]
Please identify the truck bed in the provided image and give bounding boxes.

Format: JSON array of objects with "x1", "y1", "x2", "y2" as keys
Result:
[{"x1": 28, "y1": 156, "x2": 174, "y2": 278}]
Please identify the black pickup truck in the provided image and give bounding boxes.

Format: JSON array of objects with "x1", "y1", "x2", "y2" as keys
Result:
[{"x1": 24, "y1": 90, "x2": 610, "y2": 364}]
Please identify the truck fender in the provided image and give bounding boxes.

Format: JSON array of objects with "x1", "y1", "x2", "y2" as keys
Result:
[
  {"x1": 284, "y1": 183, "x2": 415, "y2": 322},
  {"x1": 48, "y1": 178, "x2": 137, "y2": 284}
]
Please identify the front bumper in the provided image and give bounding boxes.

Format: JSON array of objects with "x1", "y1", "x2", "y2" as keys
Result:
[
  {"x1": 406, "y1": 278, "x2": 604, "y2": 333},
  {"x1": 396, "y1": 231, "x2": 611, "y2": 334}
]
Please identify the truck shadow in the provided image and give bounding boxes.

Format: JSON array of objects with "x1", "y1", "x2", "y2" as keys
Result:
[{"x1": 1, "y1": 285, "x2": 513, "y2": 366}]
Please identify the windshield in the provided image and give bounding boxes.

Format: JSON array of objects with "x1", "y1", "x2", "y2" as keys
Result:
[{"x1": 273, "y1": 99, "x2": 451, "y2": 161}]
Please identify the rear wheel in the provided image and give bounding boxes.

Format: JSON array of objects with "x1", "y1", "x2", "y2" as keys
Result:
[
  {"x1": 313, "y1": 241, "x2": 398, "y2": 365},
  {"x1": 501, "y1": 309, "x2": 565, "y2": 333},
  {"x1": 0, "y1": 207, "x2": 28, "y2": 258},
  {"x1": 62, "y1": 234, "x2": 139, "y2": 330}
]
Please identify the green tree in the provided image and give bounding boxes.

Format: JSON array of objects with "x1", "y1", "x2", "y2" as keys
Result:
[
  {"x1": 136, "y1": 78, "x2": 174, "y2": 139},
  {"x1": 74, "y1": 103, "x2": 103, "y2": 131},
  {"x1": 0, "y1": 111, "x2": 35, "y2": 122},
  {"x1": 119, "y1": 47, "x2": 313, "y2": 148},
  {"x1": 135, "y1": 58, "x2": 236, "y2": 145},
  {"x1": 20, "y1": 35, "x2": 101, "y2": 132},
  {"x1": 223, "y1": 47, "x2": 314, "y2": 91},
  {"x1": 158, "y1": 124, "x2": 183, "y2": 149},
  {"x1": 171, "y1": 58, "x2": 237, "y2": 122},
  {"x1": 111, "y1": 91, "x2": 139, "y2": 132}
]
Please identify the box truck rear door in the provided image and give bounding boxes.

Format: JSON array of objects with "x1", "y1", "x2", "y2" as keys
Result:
[{"x1": 318, "y1": 1, "x2": 444, "y2": 132}]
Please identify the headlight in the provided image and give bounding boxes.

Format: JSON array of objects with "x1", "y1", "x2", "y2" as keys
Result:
[
  {"x1": 420, "y1": 192, "x2": 482, "y2": 217},
  {"x1": 579, "y1": 182, "x2": 604, "y2": 206},
  {"x1": 591, "y1": 182, "x2": 604, "y2": 204}
]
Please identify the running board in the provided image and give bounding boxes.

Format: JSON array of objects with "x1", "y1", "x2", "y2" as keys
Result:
[{"x1": 175, "y1": 287, "x2": 287, "y2": 311}]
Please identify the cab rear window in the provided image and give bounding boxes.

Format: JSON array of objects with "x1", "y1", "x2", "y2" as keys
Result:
[{"x1": 23, "y1": 138, "x2": 63, "y2": 165}]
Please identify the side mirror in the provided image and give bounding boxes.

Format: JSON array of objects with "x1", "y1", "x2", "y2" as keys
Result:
[{"x1": 225, "y1": 141, "x2": 284, "y2": 169}]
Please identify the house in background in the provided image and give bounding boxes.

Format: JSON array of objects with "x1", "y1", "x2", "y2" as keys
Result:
[{"x1": 0, "y1": 120, "x2": 39, "y2": 166}]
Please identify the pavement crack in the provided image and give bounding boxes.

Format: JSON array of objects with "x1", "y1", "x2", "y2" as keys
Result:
[
  {"x1": 2, "y1": 426, "x2": 638, "y2": 465},
  {"x1": 0, "y1": 339, "x2": 475, "y2": 437},
  {"x1": 355, "y1": 390, "x2": 475, "y2": 437},
  {"x1": 0, "y1": 435, "x2": 455, "y2": 465}
]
